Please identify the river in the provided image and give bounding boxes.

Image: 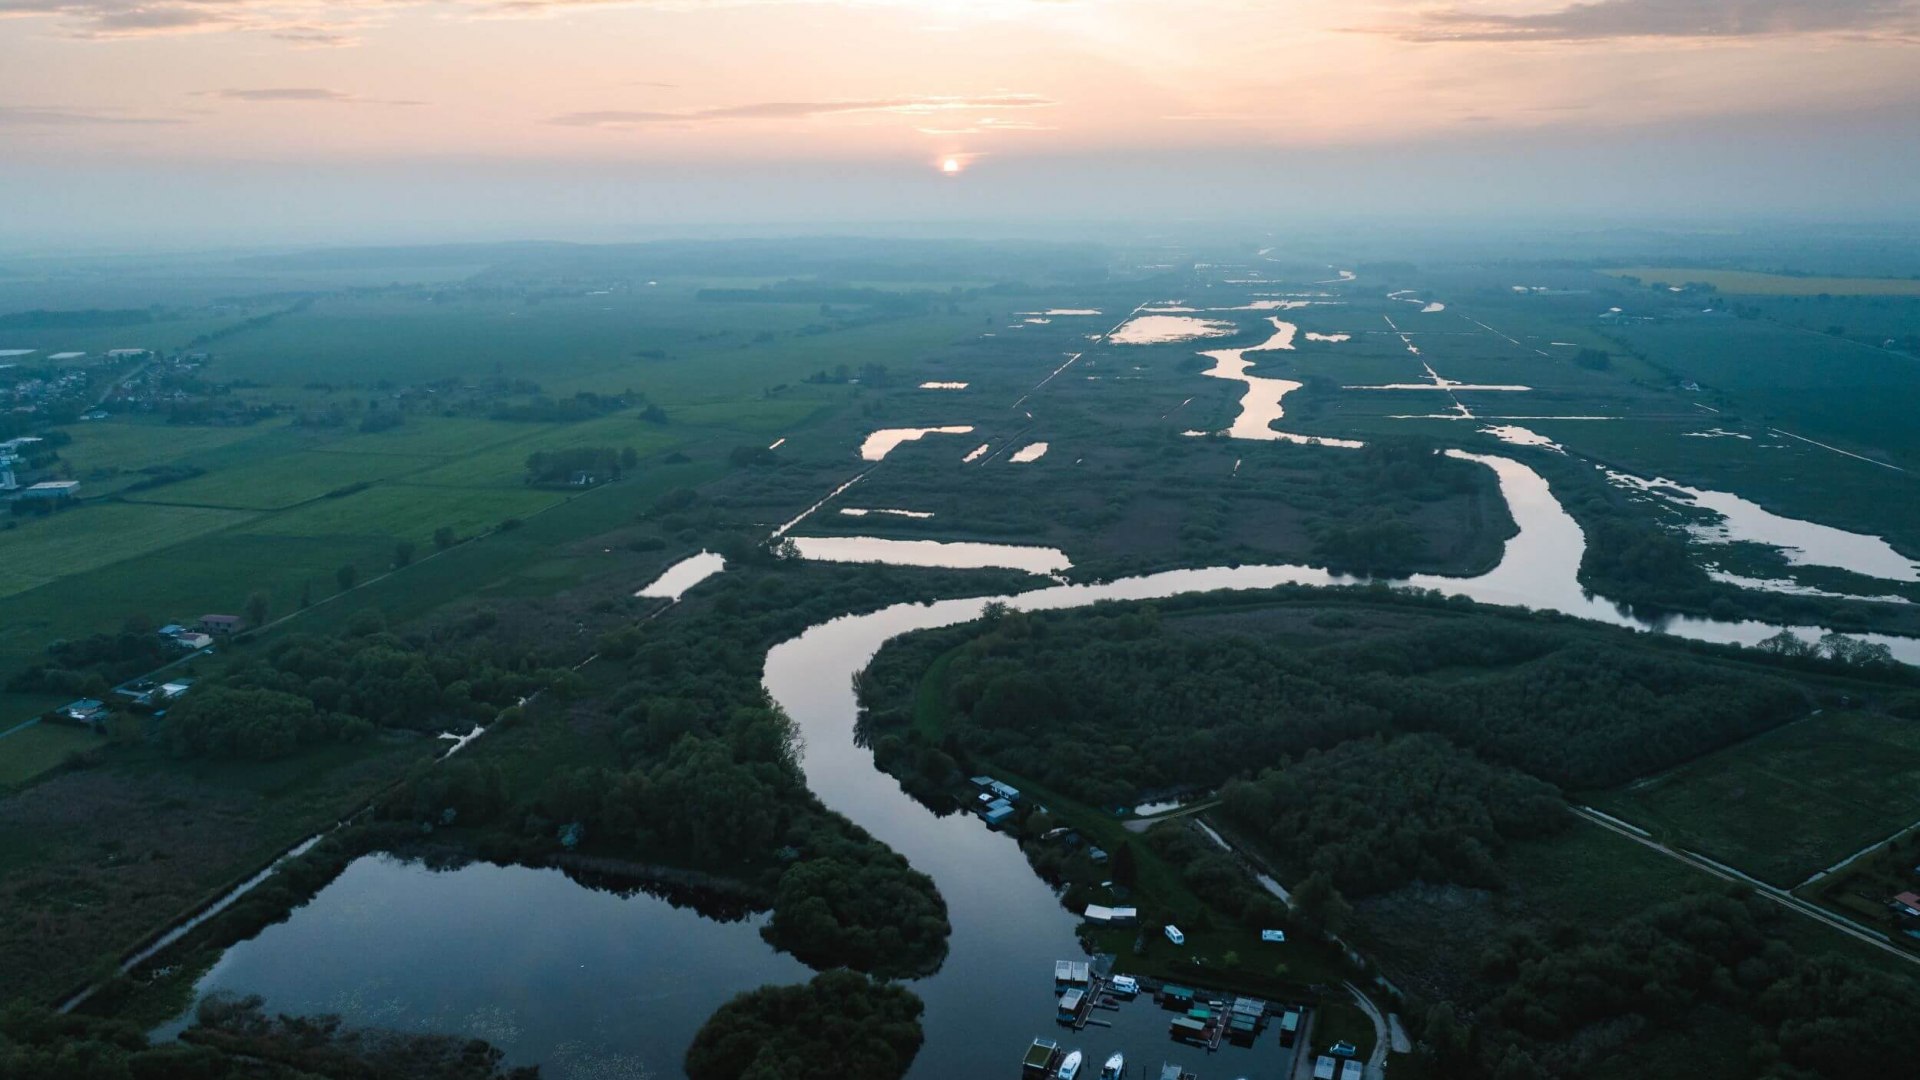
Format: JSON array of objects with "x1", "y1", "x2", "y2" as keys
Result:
[{"x1": 157, "y1": 320, "x2": 1920, "y2": 1078}]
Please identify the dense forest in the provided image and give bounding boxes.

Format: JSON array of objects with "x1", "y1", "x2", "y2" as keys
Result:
[
  {"x1": 683, "y1": 971, "x2": 923, "y2": 1080},
  {"x1": 1219, "y1": 734, "x2": 1568, "y2": 896},
  {"x1": 163, "y1": 612, "x2": 565, "y2": 759},
  {"x1": 95, "y1": 560, "x2": 1033, "y2": 1040},
  {"x1": 1419, "y1": 891, "x2": 1911, "y2": 1079},
  {"x1": 0, "y1": 996, "x2": 535, "y2": 1079},
  {"x1": 859, "y1": 592, "x2": 1822, "y2": 809},
  {"x1": 855, "y1": 587, "x2": 1920, "y2": 1080}
]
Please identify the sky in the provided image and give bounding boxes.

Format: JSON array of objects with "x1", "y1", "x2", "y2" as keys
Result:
[{"x1": 2, "y1": 0, "x2": 1919, "y2": 248}]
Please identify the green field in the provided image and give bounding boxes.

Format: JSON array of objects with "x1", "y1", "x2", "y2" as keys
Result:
[
  {"x1": 1604, "y1": 268, "x2": 1920, "y2": 296},
  {"x1": 0, "y1": 722, "x2": 101, "y2": 789},
  {"x1": 1589, "y1": 711, "x2": 1920, "y2": 886},
  {"x1": 0, "y1": 503, "x2": 258, "y2": 599}
]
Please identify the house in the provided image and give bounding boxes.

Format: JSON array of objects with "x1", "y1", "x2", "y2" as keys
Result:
[
  {"x1": 1261, "y1": 929, "x2": 1287, "y2": 943},
  {"x1": 1313, "y1": 1056, "x2": 1337, "y2": 1080},
  {"x1": 1892, "y1": 892, "x2": 1920, "y2": 918},
  {"x1": 19, "y1": 480, "x2": 79, "y2": 500},
  {"x1": 156, "y1": 623, "x2": 187, "y2": 637},
  {"x1": 199, "y1": 614, "x2": 243, "y2": 635},
  {"x1": 1169, "y1": 1016, "x2": 1207, "y2": 1043},
  {"x1": 1082, "y1": 904, "x2": 1138, "y2": 926},
  {"x1": 157, "y1": 679, "x2": 194, "y2": 701},
  {"x1": 987, "y1": 780, "x2": 1021, "y2": 803},
  {"x1": 1340, "y1": 1061, "x2": 1363, "y2": 1080},
  {"x1": 981, "y1": 800, "x2": 1016, "y2": 828},
  {"x1": 172, "y1": 631, "x2": 213, "y2": 650},
  {"x1": 60, "y1": 698, "x2": 108, "y2": 723}
]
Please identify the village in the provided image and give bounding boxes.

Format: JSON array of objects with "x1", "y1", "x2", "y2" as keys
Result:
[{"x1": 46, "y1": 613, "x2": 230, "y2": 729}]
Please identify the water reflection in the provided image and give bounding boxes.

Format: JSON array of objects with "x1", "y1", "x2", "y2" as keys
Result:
[
  {"x1": 791, "y1": 535, "x2": 1070, "y2": 575},
  {"x1": 1608, "y1": 471, "x2": 1920, "y2": 583},
  {"x1": 1110, "y1": 315, "x2": 1237, "y2": 345},
  {"x1": 160, "y1": 855, "x2": 810, "y2": 1076},
  {"x1": 636, "y1": 551, "x2": 725, "y2": 600},
  {"x1": 861, "y1": 426, "x2": 976, "y2": 462}
]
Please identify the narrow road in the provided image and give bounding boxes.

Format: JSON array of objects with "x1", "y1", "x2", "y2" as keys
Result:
[
  {"x1": 1570, "y1": 807, "x2": 1918, "y2": 968},
  {"x1": 1345, "y1": 982, "x2": 1391, "y2": 1079}
]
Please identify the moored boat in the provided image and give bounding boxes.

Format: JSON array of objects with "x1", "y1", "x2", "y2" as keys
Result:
[
  {"x1": 1056, "y1": 1048, "x2": 1084, "y2": 1080},
  {"x1": 1099, "y1": 1050, "x2": 1125, "y2": 1079}
]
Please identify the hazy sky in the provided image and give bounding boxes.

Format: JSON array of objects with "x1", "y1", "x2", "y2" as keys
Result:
[{"x1": 3, "y1": 0, "x2": 1918, "y2": 247}]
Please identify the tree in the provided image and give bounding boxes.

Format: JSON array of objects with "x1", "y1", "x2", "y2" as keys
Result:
[
  {"x1": 433, "y1": 526, "x2": 456, "y2": 550},
  {"x1": 1112, "y1": 841, "x2": 1139, "y2": 889},
  {"x1": 685, "y1": 971, "x2": 923, "y2": 1080},
  {"x1": 620, "y1": 445, "x2": 640, "y2": 469},
  {"x1": 298, "y1": 582, "x2": 312, "y2": 609},
  {"x1": 393, "y1": 540, "x2": 416, "y2": 568},
  {"x1": 1290, "y1": 870, "x2": 1352, "y2": 937},
  {"x1": 336, "y1": 564, "x2": 358, "y2": 592},
  {"x1": 244, "y1": 590, "x2": 269, "y2": 628}
]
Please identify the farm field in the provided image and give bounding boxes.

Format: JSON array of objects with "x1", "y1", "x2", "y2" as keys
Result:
[
  {"x1": 0, "y1": 722, "x2": 101, "y2": 790},
  {"x1": 1603, "y1": 268, "x2": 1920, "y2": 296},
  {"x1": 1587, "y1": 711, "x2": 1920, "y2": 887},
  {"x1": 0, "y1": 503, "x2": 258, "y2": 599}
]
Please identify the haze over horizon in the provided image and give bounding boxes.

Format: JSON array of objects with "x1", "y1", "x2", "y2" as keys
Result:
[{"x1": 4, "y1": 0, "x2": 1920, "y2": 248}]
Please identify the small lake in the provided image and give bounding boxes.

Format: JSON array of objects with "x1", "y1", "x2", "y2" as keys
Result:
[
  {"x1": 1110, "y1": 315, "x2": 1237, "y2": 345},
  {"x1": 159, "y1": 296, "x2": 1920, "y2": 1080},
  {"x1": 158, "y1": 855, "x2": 810, "y2": 1078},
  {"x1": 861, "y1": 426, "x2": 975, "y2": 462},
  {"x1": 636, "y1": 551, "x2": 725, "y2": 600},
  {"x1": 790, "y1": 535, "x2": 1070, "y2": 575}
]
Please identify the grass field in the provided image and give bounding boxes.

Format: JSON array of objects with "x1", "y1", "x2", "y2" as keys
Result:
[
  {"x1": 0, "y1": 503, "x2": 258, "y2": 599},
  {"x1": 0, "y1": 722, "x2": 101, "y2": 789},
  {"x1": 1603, "y1": 268, "x2": 1920, "y2": 296},
  {"x1": 1588, "y1": 711, "x2": 1920, "y2": 887}
]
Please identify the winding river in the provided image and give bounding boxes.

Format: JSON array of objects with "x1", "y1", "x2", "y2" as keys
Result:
[{"x1": 161, "y1": 310, "x2": 1920, "y2": 1078}]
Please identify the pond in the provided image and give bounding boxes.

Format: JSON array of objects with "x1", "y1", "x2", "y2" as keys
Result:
[
  {"x1": 159, "y1": 855, "x2": 811, "y2": 1078},
  {"x1": 158, "y1": 302, "x2": 1920, "y2": 1080}
]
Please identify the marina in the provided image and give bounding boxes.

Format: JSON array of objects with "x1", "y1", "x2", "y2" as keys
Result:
[{"x1": 1032, "y1": 956, "x2": 1306, "y2": 1077}]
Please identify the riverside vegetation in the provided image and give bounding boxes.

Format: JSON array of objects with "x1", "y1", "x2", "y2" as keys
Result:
[{"x1": 5, "y1": 234, "x2": 1920, "y2": 1077}]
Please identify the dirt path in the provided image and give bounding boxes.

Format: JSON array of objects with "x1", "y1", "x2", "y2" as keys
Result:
[
  {"x1": 1571, "y1": 806, "x2": 1919, "y2": 968},
  {"x1": 1345, "y1": 982, "x2": 1391, "y2": 1080}
]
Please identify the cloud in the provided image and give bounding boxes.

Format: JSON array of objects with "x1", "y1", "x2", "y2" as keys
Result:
[
  {"x1": 0, "y1": 0, "x2": 1014, "y2": 41},
  {"x1": 1385, "y1": 0, "x2": 1920, "y2": 43},
  {"x1": 201, "y1": 87, "x2": 426, "y2": 105},
  {"x1": 0, "y1": 104, "x2": 181, "y2": 125},
  {"x1": 551, "y1": 93, "x2": 1056, "y2": 127}
]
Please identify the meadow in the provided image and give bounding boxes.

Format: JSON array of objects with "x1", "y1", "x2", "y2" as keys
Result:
[
  {"x1": 0, "y1": 722, "x2": 100, "y2": 790},
  {"x1": 1588, "y1": 710, "x2": 1920, "y2": 887}
]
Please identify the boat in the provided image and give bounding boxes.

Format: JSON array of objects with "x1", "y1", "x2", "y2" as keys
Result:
[
  {"x1": 1099, "y1": 1051, "x2": 1126, "y2": 1079},
  {"x1": 1022, "y1": 1038, "x2": 1062, "y2": 1078},
  {"x1": 1056, "y1": 1049, "x2": 1084, "y2": 1080}
]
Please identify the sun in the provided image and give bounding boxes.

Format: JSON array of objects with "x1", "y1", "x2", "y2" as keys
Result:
[{"x1": 940, "y1": 157, "x2": 963, "y2": 175}]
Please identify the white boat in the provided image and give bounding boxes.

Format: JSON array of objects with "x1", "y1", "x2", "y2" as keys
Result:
[
  {"x1": 1100, "y1": 1051, "x2": 1126, "y2": 1079},
  {"x1": 1057, "y1": 1049, "x2": 1084, "y2": 1080}
]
